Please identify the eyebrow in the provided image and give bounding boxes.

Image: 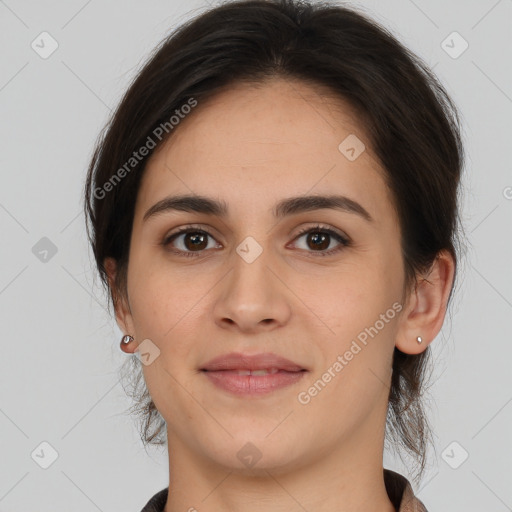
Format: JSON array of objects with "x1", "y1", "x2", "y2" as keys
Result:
[{"x1": 143, "y1": 193, "x2": 373, "y2": 223}]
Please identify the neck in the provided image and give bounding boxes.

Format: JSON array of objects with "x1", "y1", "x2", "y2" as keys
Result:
[{"x1": 163, "y1": 410, "x2": 396, "y2": 512}]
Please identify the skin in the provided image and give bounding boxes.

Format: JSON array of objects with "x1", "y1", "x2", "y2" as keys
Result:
[{"x1": 106, "y1": 78, "x2": 454, "y2": 512}]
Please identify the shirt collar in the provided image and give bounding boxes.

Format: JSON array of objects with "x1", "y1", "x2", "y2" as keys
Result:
[{"x1": 384, "y1": 469, "x2": 428, "y2": 511}]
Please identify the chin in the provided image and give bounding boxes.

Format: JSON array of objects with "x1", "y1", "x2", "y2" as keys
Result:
[{"x1": 202, "y1": 433, "x2": 306, "y2": 475}]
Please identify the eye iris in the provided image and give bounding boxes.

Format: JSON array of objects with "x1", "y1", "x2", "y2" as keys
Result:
[
  {"x1": 308, "y1": 232, "x2": 329, "y2": 251},
  {"x1": 185, "y1": 232, "x2": 208, "y2": 251}
]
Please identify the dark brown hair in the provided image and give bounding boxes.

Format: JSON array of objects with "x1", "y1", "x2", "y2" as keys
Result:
[{"x1": 84, "y1": 0, "x2": 465, "y2": 482}]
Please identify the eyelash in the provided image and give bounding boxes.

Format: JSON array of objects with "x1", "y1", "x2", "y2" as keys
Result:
[{"x1": 162, "y1": 224, "x2": 351, "y2": 259}]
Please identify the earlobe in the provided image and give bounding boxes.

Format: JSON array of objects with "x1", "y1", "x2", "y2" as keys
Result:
[{"x1": 395, "y1": 250, "x2": 455, "y2": 355}]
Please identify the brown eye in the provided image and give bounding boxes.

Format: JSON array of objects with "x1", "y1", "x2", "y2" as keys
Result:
[
  {"x1": 291, "y1": 225, "x2": 350, "y2": 256},
  {"x1": 163, "y1": 228, "x2": 218, "y2": 256},
  {"x1": 163, "y1": 224, "x2": 350, "y2": 259}
]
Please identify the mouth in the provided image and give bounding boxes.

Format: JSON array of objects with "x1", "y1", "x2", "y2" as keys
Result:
[
  {"x1": 200, "y1": 352, "x2": 308, "y2": 396},
  {"x1": 201, "y1": 356, "x2": 308, "y2": 399}
]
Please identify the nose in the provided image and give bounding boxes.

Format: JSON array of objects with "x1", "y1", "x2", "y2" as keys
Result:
[{"x1": 213, "y1": 245, "x2": 292, "y2": 334}]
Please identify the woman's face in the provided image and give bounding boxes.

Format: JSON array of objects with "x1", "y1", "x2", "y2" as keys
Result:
[{"x1": 118, "y1": 78, "x2": 409, "y2": 472}]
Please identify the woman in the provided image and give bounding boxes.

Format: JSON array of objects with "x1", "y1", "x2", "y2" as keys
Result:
[{"x1": 84, "y1": 1, "x2": 465, "y2": 510}]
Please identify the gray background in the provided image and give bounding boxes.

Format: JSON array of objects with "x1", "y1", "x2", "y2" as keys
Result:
[{"x1": 0, "y1": 0, "x2": 511, "y2": 510}]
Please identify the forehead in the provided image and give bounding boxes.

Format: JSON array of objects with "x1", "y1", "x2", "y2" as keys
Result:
[
  {"x1": 156, "y1": 78, "x2": 368, "y2": 163},
  {"x1": 136, "y1": 78, "x2": 396, "y2": 222}
]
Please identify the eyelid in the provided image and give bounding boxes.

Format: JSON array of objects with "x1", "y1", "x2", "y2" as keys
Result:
[
  {"x1": 162, "y1": 223, "x2": 221, "y2": 242},
  {"x1": 291, "y1": 224, "x2": 350, "y2": 244}
]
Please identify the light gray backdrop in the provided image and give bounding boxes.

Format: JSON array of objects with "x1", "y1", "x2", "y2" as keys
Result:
[{"x1": 1, "y1": 0, "x2": 511, "y2": 510}]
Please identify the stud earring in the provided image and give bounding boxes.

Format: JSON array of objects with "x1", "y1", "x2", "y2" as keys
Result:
[
  {"x1": 416, "y1": 336, "x2": 423, "y2": 344},
  {"x1": 121, "y1": 334, "x2": 134, "y2": 345}
]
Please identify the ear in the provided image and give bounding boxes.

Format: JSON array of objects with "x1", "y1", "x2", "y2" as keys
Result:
[
  {"x1": 395, "y1": 250, "x2": 455, "y2": 355},
  {"x1": 104, "y1": 257, "x2": 138, "y2": 354}
]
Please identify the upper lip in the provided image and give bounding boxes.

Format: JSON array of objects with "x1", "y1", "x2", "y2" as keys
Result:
[{"x1": 201, "y1": 352, "x2": 307, "y2": 372}]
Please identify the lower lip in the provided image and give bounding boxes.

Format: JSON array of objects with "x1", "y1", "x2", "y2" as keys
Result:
[{"x1": 202, "y1": 370, "x2": 306, "y2": 396}]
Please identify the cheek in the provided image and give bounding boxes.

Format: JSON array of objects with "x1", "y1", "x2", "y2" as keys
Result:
[
  {"x1": 301, "y1": 273, "x2": 399, "y2": 410},
  {"x1": 306, "y1": 258, "x2": 400, "y2": 338},
  {"x1": 306, "y1": 258, "x2": 401, "y2": 405},
  {"x1": 127, "y1": 244, "x2": 203, "y2": 329}
]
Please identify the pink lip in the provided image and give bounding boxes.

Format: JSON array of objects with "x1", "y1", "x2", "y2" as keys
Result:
[
  {"x1": 203, "y1": 370, "x2": 306, "y2": 396},
  {"x1": 201, "y1": 352, "x2": 306, "y2": 372},
  {"x1": 200, "y1": 352, "x2": 308, "y2": 397}
]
